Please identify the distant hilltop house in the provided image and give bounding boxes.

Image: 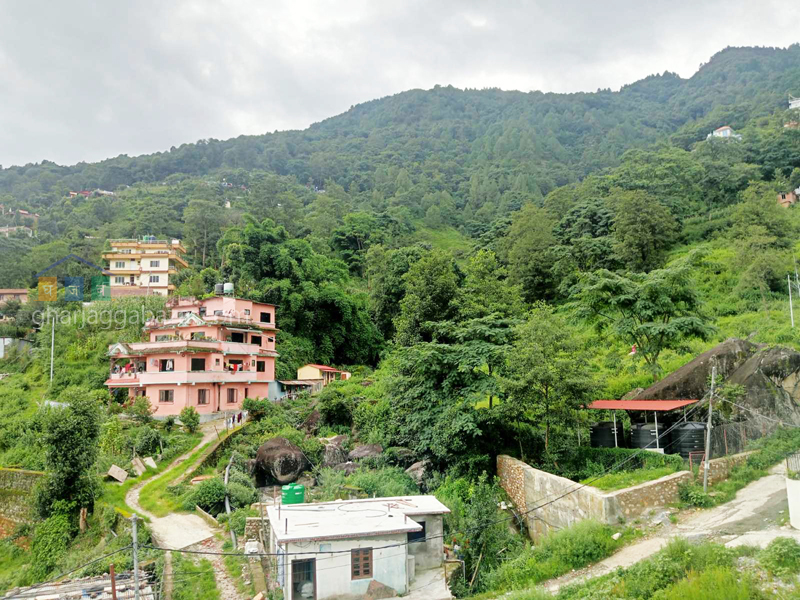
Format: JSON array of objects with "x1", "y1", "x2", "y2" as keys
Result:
[
  {"x1": 0, "y1": 205, "x2": 40, "y2": 226},
  {"x1": 0, "y1": 225, "x2": 34, "y2": 238},
  {"x1": 68, "y1": 189, "x2": 116, "y2": 198},
  {"x1": 778, "y1": 190, "x2": 800, "y2": 208},
  {"x1": 105, "y1": 293, "x2": 278, "y2": 416},
  {"x1": 103, "y1": 236, "x2": 188, "y2": 297},
  {"x1": 790, "y1": 95, "x2": 800, "y2": 111},
  {"x1": 707, "y1": 125, "x2": 742, "y2": 140},
  {"x1": 0, "y1": 289, "x2": 28, "y2": 306}
]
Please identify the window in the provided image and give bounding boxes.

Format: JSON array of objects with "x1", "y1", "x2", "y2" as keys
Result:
[
  {"x1": 114, "y1": 276, "x2": 125, "y2": 284},
  {"x1": 260, "y1": 312, "x2": 271, "y2": 323},
  {"x1": 351, "y1": 548, "x2": 372, "y2": 580},
  {"x1": 227, "y1": 389, "x2": 237, "y2": 403},
  {"x1": 257, "y1": 361, "x2": 265, "y2": 372},
  {"x1": 408, "y1": 520, "x2": 426, "y2": 543},
  {"x1": 244, "y1": 309, "x2": 250, "y2": 316},
  {"x1": 214, "y1": 310, "x2": 223, "y2": 316},
  {"x1": 150, "y1": 260, "x2": 160, "y2": 268},
  {"x1": 230, "y1": 332, "x2": 245, "y2": 343},
  {"x1": 215, "y1": 358, "x2": 220, "y2": 365},
  {"x1": 149, "y1": 275, "x2": 160, "y2": 283},
  {"x1": 159, "y1": 390, "x2": 174, "y2": 403},
  {"x1": 115, "y1": 261, "x2": 125, "y2": 268},
  {"x1": 190, "y1": 358, "x2": 206, "y2": 371},
  {"x1": 250, "y1": 335, "x2": 262, "y2": 346},
  {"x1": 199, "y1": 307, "x2": 206, "y2": 316},
  {"x1": 159, "y1": 359, "x2": 174, "y2": 372},
  {"x1": 197, "y1": 389, "x2": 208, "y2": 405}
]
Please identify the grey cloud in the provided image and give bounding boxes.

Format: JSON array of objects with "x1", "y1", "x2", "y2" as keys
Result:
[{"x1": 0, "y1": 0, "x2": 798, "y2": 167}]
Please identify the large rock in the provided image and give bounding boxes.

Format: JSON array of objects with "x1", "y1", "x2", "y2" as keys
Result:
[
  {"x1": 348, "y1": 444, "x2": 383, "y2": 461},
  {"x1": 322, "y1": 435, "x2": 348, "y2": 467},
  {"x1": 333, "y1": 461, "x2": 359, "y2": 475},
  {"x1": 302, "y1": 409, "x2": 322, "y2": 434},
  {"x1": 364, "y1": 579, "x2": 397, "y2": 599},
  {"x1": 254, "y1": 437, "x2": 310, "y2": 484},
  {"x1": 405, "y1": 460, "x2": 429, "y2": 486},
  {"x1": 634, "y1": 338, "x2": 759, "y2": 401}
]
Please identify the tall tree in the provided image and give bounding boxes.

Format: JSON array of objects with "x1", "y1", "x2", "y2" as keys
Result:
[
  {"x1": 500, "y1": 204, "x2": 558, "y2": 301},
  {"x1": 501, "y1": 305, "x2": 595, "y2": 453},
  {"x1": 574, "y1": 250, "x2": 713, "y2": 377},
  {"x1": 184, "y1": 199, "x2": 224, "y2": 267},
  {"x1": 453, "y1": 249, "x2": 526, "y2": 320},
  {"x1": 611, "y1": 190, "x2": 679, "y2": 272}
]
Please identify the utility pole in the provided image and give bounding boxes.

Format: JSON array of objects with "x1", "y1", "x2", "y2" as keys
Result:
[
  {"x1": 790, "y1": 275, "x2": 795, "y2": 328},
  {"x1": 131, "y1": 514, "x2": 140, "y2": 600},
  {"x1": 703, "y1": 365, "x2": 716, "y2": 493},
  {"x1": 110, "y1": 563, "x2": 118, "y2": 600},
  {"x1": 49, "y1": 313, "x2": 55, "y2": 383}
]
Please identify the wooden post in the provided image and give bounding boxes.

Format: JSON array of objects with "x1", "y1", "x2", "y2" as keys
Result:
[{"x1": 110, "y1": 563, "x2": 118, "y2": 600}]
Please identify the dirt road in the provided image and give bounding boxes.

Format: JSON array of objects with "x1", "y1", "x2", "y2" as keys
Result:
[{"x1": 546, "y1": 462, "x2": 798, "y2": 593}]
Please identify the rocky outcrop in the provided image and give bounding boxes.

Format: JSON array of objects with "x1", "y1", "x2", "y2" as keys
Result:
[
  {"x1": 405, "y1": 460, "x2": 429, "y2": 485},
  {"x1": 348, "y1": 444, "x2": 383, "y2": 461},
  {"x1": 634, "y1": 338, "x2": 759, "y2": 401},
  {"x1": 333, "y1": 461, "x2": 358, "y2": 475},
  {"x1": 322, "y1": 435, "x2": 348, "y2": 467},
  {"x1": 254, "y1": 437, "x2": 309, "y2": 484},
  {"x1": 301, "y1": 409, "x2": 322, "y2": 434},
  {"x1": 633, "y1": 338, "x2": 800, "y2": 425}
]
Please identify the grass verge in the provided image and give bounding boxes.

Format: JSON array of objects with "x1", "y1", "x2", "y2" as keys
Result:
[
  {"x1": 172, "y1": 552, "x2": 220, "y2": 600},
  {"x1": 582, "y1": 465, "x2": 683, "y2": 491}
]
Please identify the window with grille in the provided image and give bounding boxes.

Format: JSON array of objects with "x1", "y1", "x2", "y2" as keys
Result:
[
  {"x1": 227, "y1": 388, "x2": 237, "y2": 403},
  {"x1": 257, "y1": 361, "x2": 265, "y2": 372},
  {"x1": 197, "y1": 389, "x2": 208, "y2": 404},
  {"x1": 150, "y1": 260, "x2": 160, "y2": 267},
  {"x1": 159, "y1": 390, "x2": 174, "y2": 403},
  {"x1": 149, "y1": 275, "x2": 160, "y2": 283},
  {"x1": 115, "y1": 261, "x2": 125, "y2": 268},
  {"x1": 351, "y1": 548, "x2": 372, "y2": 580},
  {"x1": 114, "y1": 276, "x2": 125, "y2": 284}
]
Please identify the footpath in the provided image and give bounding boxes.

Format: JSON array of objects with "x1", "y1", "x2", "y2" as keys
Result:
[{"x1": 545, "y1": 462, "x2": 798, "y2": 593}]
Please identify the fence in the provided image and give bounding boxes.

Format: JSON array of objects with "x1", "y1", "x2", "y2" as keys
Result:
[
  {"x1": 709, "y1": 412, "x2": 782, "y2": 459},
  {"x1": 786, "y1": 452, "x2": 800, "y2": 473}
]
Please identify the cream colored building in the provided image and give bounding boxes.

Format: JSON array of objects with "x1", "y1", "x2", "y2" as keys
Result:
[{"x1": 103, "y1": 237, "x2": 188, "y2": 297}]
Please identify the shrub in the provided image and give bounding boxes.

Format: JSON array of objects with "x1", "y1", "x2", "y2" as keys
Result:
[
  {"x1": 164, "y1": 415, "x2": 176, "y2": 432},
  {"x1": 31, "y1": 513, "x2": 75, "y2": 578},
  {"x1": 227, "y1": 508, "x2": 252, "y2": 536},
  {"x1": 184, "y1": 477, "x2": 226, "y2": 512},
  {"x1": 179, "y1": 407, "x2": 200, "y2": 433},
  {"x1": 135, "y1": 426, "x2": 163, "y2": 456},
  {"x1": 228, "y1": 469, "x2": 254, "y2": 490},
  {"x1": 650, "y1": 566, "x2": 759, "y2": 600},
  {"x1": 760, "y1": 536, "x2": 800, "y2": 577},
  {"x1": 678, "y1": 482, "x2": 714, "y2": 508},
  {"x1": 348, "y1": 467, "x2": 418, "y2": 497},
  {"x1": 128, "y1": 396, "x2": 155, "y2": 424},
  {"x1": 227, "y1": 481, "x2": 258, "y2": 509}
]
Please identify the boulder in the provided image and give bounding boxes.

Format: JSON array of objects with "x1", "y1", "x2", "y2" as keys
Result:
[
  {"x1": 364, "y1": 579, "x2": 397, "y2": 599},
  {"x1": 254, "y1": 437, "x2": 310, "y2": 484},
  {"x1": 386, "y1": 447, "x2": 414, "y2": 466},
  {"x1": 333, "y1": 461, "x2": 359, "y2": 475},
  {"x1": 302, "y1": 409, "x2": 322, "y2": 434},
  {"x1": 144, "y1": 456, "x2": 157, "y2": 470},
  {"x1": 634, "y1": 338, "x2": 759, "y2": 402},
  {"x1": 107, "y1": 464, "x2": 128, "y2": 483},
  {"x1": 405, "y1": 460, "x2": 429, "y2": 485},
  {"x1": 348, "y1": 444, "x2": 383, "y2": 461},
  {"x1": 131, "y1": 457, "x2": 146, "y2": 477},
  {"x1": 322, "y1": 435, "x2": 348, "y2": 467}
]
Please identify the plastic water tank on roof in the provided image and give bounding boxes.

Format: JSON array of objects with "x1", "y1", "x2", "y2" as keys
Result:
[{"x1": 223, "y1": 282, "x2": 234, "y2": 295}]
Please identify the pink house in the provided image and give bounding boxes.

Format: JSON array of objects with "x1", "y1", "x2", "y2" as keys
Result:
[{"x1": 105, "y1": 296, "x2": 279, "y2": 416}]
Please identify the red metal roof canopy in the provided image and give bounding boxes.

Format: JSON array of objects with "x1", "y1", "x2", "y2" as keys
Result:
[{"x1": 587, "y1": 399, "x2": 698, "y2": 411}]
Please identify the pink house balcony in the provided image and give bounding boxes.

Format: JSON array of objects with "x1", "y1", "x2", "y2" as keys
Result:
[
  {"x1": 105, "y1": 372, "x2": 141, "y2": 387},
  {"x1": 117, "y1": 340, "x2": 278, "y2": 356},
  {"x1": 137, "y1": 370, "x2": 271, "y2": 385}
]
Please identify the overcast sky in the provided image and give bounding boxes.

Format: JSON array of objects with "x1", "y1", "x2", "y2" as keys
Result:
[{"x1": 1, "y1": 1, "x2": 798, "y2": 168}]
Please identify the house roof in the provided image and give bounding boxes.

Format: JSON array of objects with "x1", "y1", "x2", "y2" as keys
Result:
[
  {"x1": 7, "y1": 571, "x2": 154, "y2": 599},
  {"x1": 587, "y1": 399, "x2": 698, "y2": 411},
  {"x1": 0, "y1": 289, "x2": 28, "y2": 294},
  {"x1": 305, "y1": 363, "x2": 342, "y2": 372},
  {"x1": 715, "y1": 125, "x2": 733, "y2": 131},
  {"x1": 279, "y1": 379, "x2": 319, "y2": 386},
  {"x1": 267, "y1": 496, "x2": 450, "y2": 543}
]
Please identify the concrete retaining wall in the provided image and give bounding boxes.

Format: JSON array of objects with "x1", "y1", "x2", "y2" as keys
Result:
[{"x1": 498, "y1": 451, "x2": 753, "y2": 541}]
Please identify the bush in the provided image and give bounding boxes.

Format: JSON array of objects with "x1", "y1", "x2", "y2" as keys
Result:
[
  {"x1": 348, "y1": 467, "x2": 418, "y2": 497},
  {"x1": 650, "y1": 566, "x2": 760, "y2": 600},
  {"x1": 227, "y1": 481, "x2": 258, "y2": 509},
  {"x1": 31, "y1": 513, "x2": 75, "y2": 578},
  {"x1": 128, "y1": 396, "x2": 155, "y2": 424},
  {"x1": 228, "y1": 469, "x2": 254, "y2": 490},
  {"x1": 227, "y1": 508, "x2": 252, "y2": 536},
  {"x1": 135, "y1": 426, "x2": 163, "y2": 456},
  {"x1": 179, "y1": 407, "x2": 200, "y2": 433},
  {"x1": 184, "y1": 477, "x2": 226, "y2": 512},
  {"x1": 760, "y1": 536, "x2": 800, "y2": 577},
  {"x1": 486, "y1": 520, "x2": 626, "y2": 592},
  {"x1": 534, "y1": 446, "x2": 685, "y2": 482},
  {"x1": 164, "y1": 415, "x2": 176, "y2": 432},
  {"x1": 678, "y1": 482, "x2": 714, "y2": 508}
]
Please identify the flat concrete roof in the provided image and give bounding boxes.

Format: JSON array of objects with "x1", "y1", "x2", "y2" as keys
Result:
[{"x1": 267, "y1": 496, "x2": 450, "y2": 543}]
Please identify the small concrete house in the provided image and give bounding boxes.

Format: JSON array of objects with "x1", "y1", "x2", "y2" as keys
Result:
[
  {"x1": 266, "y1": 496, "x2": 450, "y2": 600},
  {"x1": 707, "y1": 125, "x2": 742, "y2": 140},
  {"x1": 297, "y1": 364, "x2": 352, "y2": 387},
  {"x1": 778, "y1": 191, "x2": 799, "y2": 208}
]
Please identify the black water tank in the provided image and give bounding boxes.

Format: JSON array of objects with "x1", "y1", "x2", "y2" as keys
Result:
[
  {"x1": 631, "y1": 422, "x2": 669, "y2": 450},
  {"x1": 671, "y1": 422, "x2": 706, "y2": 459},
  {"x1": 590, "y1": 421, "x2": 622, "y2": 448}
]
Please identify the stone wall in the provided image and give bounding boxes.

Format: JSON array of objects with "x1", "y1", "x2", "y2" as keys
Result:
[
  {"x1": 0, "y1": 468, "x2": 45, "y2": 538},
  {"x1": 498, "y1": 452, "x2": 753, "y2": 540},
  {"x1": 698, "y1": 451, "x2": 754, "y2": 485}
]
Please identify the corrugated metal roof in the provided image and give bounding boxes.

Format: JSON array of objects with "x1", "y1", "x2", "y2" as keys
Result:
[
  {"x1": 279, "y1": 380, "x2": 318, "y2": 386},
  {"x1": 7, "y1": 572, "x2": 155, "y2": 599},
  {"x1": 587, "y1": 399, "x2": 698, "y2": 411}
]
